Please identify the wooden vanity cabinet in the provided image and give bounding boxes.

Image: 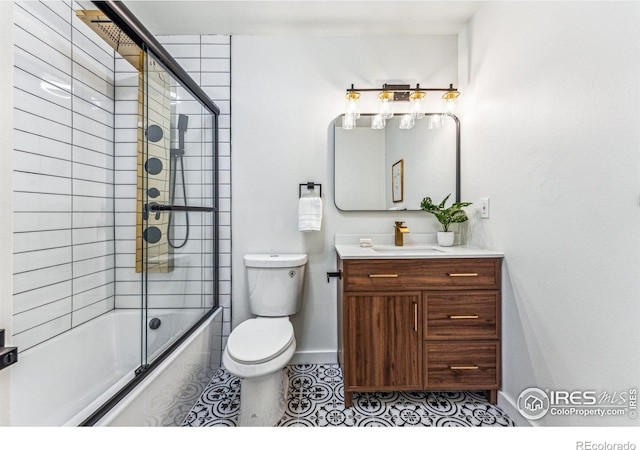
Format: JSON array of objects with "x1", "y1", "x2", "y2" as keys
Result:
[
  {"x1": 337, "y1": 257, "x2": 502, "y2": 407},
  {"x1": 343, "y1": 291, "x2": 422, "y2": 392}
]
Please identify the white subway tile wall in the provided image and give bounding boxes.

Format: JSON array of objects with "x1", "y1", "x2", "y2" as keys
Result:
[
  {"x1": 12, "y1": 0, "x2": 232, "y2": 351},
  {"x1": 12, "y1": 0, "x2": 116, "y2": 351}
]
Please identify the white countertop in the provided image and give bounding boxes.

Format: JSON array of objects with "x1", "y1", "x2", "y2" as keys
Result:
[{"x1": 334, "y1": 234, "x2": 504, "y2": 259}]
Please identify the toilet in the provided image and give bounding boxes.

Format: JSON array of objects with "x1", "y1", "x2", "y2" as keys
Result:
[{"x1": 222, "y1": 253, "x2": 308, "y2": 426}]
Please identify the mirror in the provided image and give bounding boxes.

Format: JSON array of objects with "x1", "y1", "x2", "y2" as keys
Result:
[{"x1": 334, "y1": 113, "x2": 460, "y2": 211}]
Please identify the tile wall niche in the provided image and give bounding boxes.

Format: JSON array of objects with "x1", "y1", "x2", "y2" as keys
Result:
[
  {"x1": 12, "y1": 0, "x2": 116, "y2": 351},
  {"x1": 13, "y1": 0, "x2": 232, "y2": 351}
]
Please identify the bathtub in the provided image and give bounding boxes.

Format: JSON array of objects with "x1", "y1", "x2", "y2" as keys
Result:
[{"x1": 11, "y1": 308, "x2": 222, "y2": 426}]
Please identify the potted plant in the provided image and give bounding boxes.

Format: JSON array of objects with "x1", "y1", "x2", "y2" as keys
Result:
[{"x1": 420, "y1": 194, "x2": 472, "y2": 246}]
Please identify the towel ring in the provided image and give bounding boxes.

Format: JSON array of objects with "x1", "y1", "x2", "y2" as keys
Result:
[{"x1": 299, "y1": 182, "x2": 322, "y2": 198}]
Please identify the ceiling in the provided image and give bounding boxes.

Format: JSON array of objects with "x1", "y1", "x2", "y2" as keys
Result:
[{"x1": 123, "y1": 1, "x2": 482, "y2": 36}]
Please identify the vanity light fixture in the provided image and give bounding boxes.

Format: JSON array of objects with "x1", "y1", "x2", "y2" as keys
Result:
[
  {"x1": 442, "y1": 89, "x2": 461, "y2": 114},
  {"x1": 343, "y1": 83, "x2": 460, "y2": 130},
  {"x1": 378, "y1": 91, "x2": 395, "y2": 119},
  {"x1": 344, "y1": 91, "x2": 360, "y2": 116},
  {"x1": 409, "y1": 90, "x2": 426, "y2": 119},
  {"x1": 342, "y1": 91, "x2": 361, "y2": 129}
]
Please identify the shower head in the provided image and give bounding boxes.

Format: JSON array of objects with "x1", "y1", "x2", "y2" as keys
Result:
[
  {"x1": 177, "y1": 114, "x2": 188, "y2": 151},
  {"x1": 178, "y1": 114, "x2": 189, "y2": 133},
  {"x1": 170, "y1": 115, "x2": 189, "y2": 156},
  {"x1": 76, "y1": 10, "x2": 142, "y2": 69}
]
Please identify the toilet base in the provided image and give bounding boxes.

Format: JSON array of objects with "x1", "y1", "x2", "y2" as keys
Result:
[{"x1": 238, "y1": 369, "x2": 288, "y2": 427}]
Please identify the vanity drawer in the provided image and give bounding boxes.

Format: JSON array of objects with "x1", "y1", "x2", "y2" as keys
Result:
[
  {"x1": 424, "y1": 341, "x2": 500, "y2": 389},
  {"x1": 342, "y1": 258, "x2": 501, "y2": 291},
  {"x1": 424, "y1": 291, "x2": 500, "y2": 340}
]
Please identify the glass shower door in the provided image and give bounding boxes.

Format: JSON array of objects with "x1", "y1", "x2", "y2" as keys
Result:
[{"x1": 140, "y1": 50, "x2": 217, "y2": 367}]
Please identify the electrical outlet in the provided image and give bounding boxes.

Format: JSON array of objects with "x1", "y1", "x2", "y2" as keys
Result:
[{"x1": 480, "y1": 197, "x2": 490, "y2": 219}]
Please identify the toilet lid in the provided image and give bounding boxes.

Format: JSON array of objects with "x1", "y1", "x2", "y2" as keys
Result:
[{"x1": 227, "y1": 318, "x2": 294, "y2": 364}]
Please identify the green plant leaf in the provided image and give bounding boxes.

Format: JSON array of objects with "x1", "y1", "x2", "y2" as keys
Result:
[
  {"x1": 419, "y1": 194, "x2": 472, "y2": 232},
  {"x1": 438, "y1": 193, "x2": 451, "y2": 209}
]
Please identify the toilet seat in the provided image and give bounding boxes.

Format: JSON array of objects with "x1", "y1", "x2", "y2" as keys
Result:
[{"x1": 226, "y1": 318, "x2": 294, "y2": 364}]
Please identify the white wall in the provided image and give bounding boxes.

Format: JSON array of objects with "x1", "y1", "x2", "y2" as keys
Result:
[
  {"x1": 231, "y1": 35, "x2": 458, "y2": 361},
  {"x1": 459, "y1": 2, "x2": 640, "y2": 426},
  {"x1": 0, "y1": 0, "x2": 14, "y2": 428}
]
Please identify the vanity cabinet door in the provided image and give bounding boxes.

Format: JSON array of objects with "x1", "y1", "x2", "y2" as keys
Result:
[{"x1": 343, "y1": 292, "x2": 422, "y2": 391}]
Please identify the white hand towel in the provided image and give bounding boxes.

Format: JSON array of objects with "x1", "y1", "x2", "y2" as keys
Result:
[{"x1": 298, "y1": 197, "x2": 323, "y2": 232}]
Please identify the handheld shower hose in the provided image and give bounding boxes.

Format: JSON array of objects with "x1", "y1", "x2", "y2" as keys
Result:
[{"x1": 168, "y1": 114, "x2": 189, "y2": 249}]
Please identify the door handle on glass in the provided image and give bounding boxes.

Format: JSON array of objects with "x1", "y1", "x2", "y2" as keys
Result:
[{"x1": 0, "y1": 329, "x2": 18, "y2": 371}]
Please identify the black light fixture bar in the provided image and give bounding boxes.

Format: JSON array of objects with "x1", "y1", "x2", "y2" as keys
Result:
[{"x1": 346, "y1": 83, "x2": 458, "y2": 93}]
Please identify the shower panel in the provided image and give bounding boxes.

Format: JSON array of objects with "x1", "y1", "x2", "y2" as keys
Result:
[
  {"x1": 76, "y1": 8, "x2": 173, "y2": 273},
  {"x1": 138, "y1": 55, "x2": 174, "y2": 274}
]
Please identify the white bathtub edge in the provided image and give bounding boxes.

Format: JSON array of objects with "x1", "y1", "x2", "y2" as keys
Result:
[{"x1": 96, "y1": 308, "x2": 222, "y2": 426}]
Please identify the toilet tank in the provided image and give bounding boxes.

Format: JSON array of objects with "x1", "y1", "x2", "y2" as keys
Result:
[{"x1": 244, "y1": 254, "x2": 308, "y2": 316}]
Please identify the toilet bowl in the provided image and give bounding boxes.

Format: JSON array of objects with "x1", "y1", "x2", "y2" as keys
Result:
[
  {"x1": 222, "y1": 317, "x2": 296, "y2": 426},
  {"x1": 222, "y1": 253, "x2": 307, "y2": 426},
  {"x1": 223, "y1": 317, "x2": 296, "y2": 378}
]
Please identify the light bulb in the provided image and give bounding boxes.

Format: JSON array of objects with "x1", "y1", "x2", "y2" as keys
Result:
[
  {"x1": 409, "y1": 91, "x2": 426, "y2": 119},
  {"x1": 344, "y1": 91, "x2": 360, "y2": 118},
  {"x1": 378, "y1": 91, "x2": 394, "y2": 119},
  {"x1": 442, "y1": 90, "x2": 460, "y2": 114}
]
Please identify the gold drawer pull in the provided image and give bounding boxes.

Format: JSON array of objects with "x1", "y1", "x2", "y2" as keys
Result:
[
  {"x1": 368, "y1": 274, "x2": 399, "y2": 278},
  {"x1": 414, "y1": 303, "x2": 418, "y2": 332},
  {"x1": 449, "y1": 365, "x2": 479, "y2": 371},
  {"x1": 448, "y1": 315, "x2": 479, "y2": 320},
  {"x1": 448, "y1": 273, "x2": 478, "y2": 277}
]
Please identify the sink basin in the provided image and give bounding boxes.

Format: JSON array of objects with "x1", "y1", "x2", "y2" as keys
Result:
[{"x1": 372, "y1": 245, "x2": 450, "y2": 255}]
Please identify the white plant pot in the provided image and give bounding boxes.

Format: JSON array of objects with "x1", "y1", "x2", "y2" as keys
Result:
[{"x1": 437, "y1": 231, "x2": 455, "y2": 247}]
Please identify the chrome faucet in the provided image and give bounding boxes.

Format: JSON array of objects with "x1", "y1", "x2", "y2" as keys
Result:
[{"x1": 394, "y1": 221, "x2": 410, "y2": 246}]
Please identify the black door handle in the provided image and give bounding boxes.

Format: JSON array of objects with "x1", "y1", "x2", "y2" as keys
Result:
[{"x1": 0, "y1": 329, "x2": 18, "y2": 371}]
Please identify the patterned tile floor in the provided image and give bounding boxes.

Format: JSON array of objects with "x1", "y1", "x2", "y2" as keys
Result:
[{"x1": 182, "y1": 364, "x2": 516, "y2": 427}]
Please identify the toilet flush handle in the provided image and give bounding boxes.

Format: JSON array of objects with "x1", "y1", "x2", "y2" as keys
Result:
[{"x1": 326, "y1": 271, "x2": 342, "y2": 282}]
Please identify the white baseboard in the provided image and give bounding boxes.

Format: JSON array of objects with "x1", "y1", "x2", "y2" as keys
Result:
[{"x1": 291, "y1": 350, "x2": 338, "y2": 365}]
